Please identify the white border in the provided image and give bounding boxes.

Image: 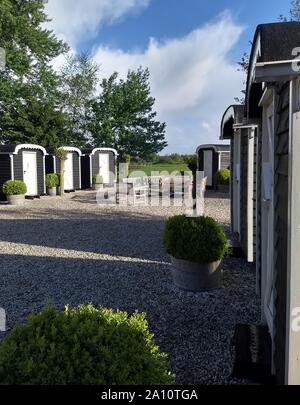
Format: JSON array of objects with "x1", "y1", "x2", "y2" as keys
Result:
[
  {"x1": 90, "y1": 148, "x2": 118, "y2": 156},
  {"x1": 58, "y1": 146, "x2": 82, "y2": 156},
  {"x1": 13, "y1": 144, "x2": 47, "y2": 155}
]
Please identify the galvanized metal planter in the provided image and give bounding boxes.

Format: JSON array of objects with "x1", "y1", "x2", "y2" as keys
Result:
[
  {"x1": 47, "y1": 187, "x2": 57, "y2": 196},
  {"x1": 7, "y1": 194, "x2": 25, "y2": 206},
  {"x1": 171, "y1": 257, "x2": 222, "y2": 292}
]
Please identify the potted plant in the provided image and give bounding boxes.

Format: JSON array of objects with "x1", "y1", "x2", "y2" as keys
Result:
[
  {"x1": 45, "y1": 173, "x2": 59, "y2": 196},
  {"x1": 92, "y1": 174, "x2": 104, "y2": 190},
  {"x1": 163, "y1": 215, "x2": 228, "y2": 292},
  {"x1": 215, "y1": 168, "x2": 230, "y2": 193},
  {"x1": 2, "y1": 180, "x2": 27, "y2": 206}
]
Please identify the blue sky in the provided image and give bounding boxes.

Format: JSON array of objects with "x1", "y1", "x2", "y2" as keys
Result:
[
  {"x1": 81, "y1": 0, "x2": 290, "y2": 55},
  {"x1": 46, "y1": 0, "x2": 292, "y2": 154}
]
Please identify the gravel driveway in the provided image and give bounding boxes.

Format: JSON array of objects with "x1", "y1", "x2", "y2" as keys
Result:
[{"x1": 0, "y1": 191, "x2": 260, "y2": 384}]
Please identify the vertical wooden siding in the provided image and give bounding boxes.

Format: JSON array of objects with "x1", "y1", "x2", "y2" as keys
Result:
[
  {"x1": 0, "y1": 155, "x2": 12, "y2": 200},
  {"x1": 240, "y1": 128, "x2": 257, "y2": 261},
  {"x1": 73, "y1": 153, "x2": 80, "y2": 189},
  {"x1": 273, "y1": 83, "x2": 290, "y2": 385},
  {"x1": 240, "y1": 129, "x2": 249, "y2": 256},
  {"x1": 81, "y1": 156, "x2": 91, "y2": 189},
  {"x1": 256, "y1": 126, "x2": 263, "y2": 296},
  {"x1": 13, "y1": 149, "x2": 45, "y2": 195},
  {"x1": 230, "y1": 140, "x2": 234, "y2": 232}
]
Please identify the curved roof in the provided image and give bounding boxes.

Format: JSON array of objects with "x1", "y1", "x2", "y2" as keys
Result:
[
  {"x1": 58, "y1": 146, "x2": 82, "y2": 156},
  {"x1": 82, "y1": 147, "x2": 118, "y2": 156},
  {"x1": 246, "y1": 22, "x2": 300, "y2": 118},
  {"x1": 0, "y1": 144, "x2": 47, "y2": 155},
  {"x1": 196, "y1": 144, "x2": 230, "y2": 154},
  {"x1": 220, "y1": 105, "x2": 245, "y2": 140}
]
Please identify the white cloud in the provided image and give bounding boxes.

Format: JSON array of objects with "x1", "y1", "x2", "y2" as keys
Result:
[
  {"x1": 45, "y1": 0, "x2": 150, "y2": 46},
  {"x1": 92, "y1": 12, "x2": 245, "y2": 153}
]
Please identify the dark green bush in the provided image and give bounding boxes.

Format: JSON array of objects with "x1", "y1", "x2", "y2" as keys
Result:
[
  {"x1": 215, "y1": 169, "x2": 230, "y2": 186},
  {"x1": 186, "y1": 155, "x2": 198, "y2": 173},
  {"x1": 0, "y1": 305, "x2": 173, "y2": 385},
  {"x1": 164, "y1": 215, "x2": 228, "y2": 264},
  {"x1": 2, "y1": 180, "x2": 27, "y2": 196},
  {"x1": 122, "y1": 154, "x2": 131, "y2": 163},
  {"x1": 45, "y1": 173, "x2": 59, "y2": 188}
]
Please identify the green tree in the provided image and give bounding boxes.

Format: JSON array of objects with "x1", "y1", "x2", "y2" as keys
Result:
[
  {"x1": 0, "y1": 0, "x2": 68, "y2": 147},
  {"x1": 89, "y1": 68, "x2": 167, "y2": 160},
  {"x1": 59, "y1": 53, "x2": 99, "y2": 147},
  {"x1": 280, "y1": 0, "x2": 300, "y2": 21}
]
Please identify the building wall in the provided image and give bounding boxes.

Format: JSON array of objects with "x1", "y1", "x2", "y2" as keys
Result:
[
  {"x1": 81, "y1": 156, "x2": 91, "y2": 189},
  {"x1": 198, "y1": 148, "x2": 220, "y2": 189},
  {"x1": 0, "y1": 155, "x2": 12, "y2": 200},
  {"x1": 240, "y1": 128, "x2": 258, "y2": 261},
  {"x1": 220, "y1": 152, "x2": 231, "y2": 169},
  {"x1": 230, "y1": 139, "x2": 234, "y2": 232},
  {"x1": 73, "y1": 153, "x2": 80, "y2": 190},
  {"x1": 92, "y1": 151, "x2": 116, "y2": 186},
  {"x1": 273, "y1": 82, "x2": 290, "y2": 385},
  {"x1": 14, "y1": 149, "x2": 45, "y2": 195},
  {"x1": 45, "y1": 155, "x2": 55, "y2": 174},
  {"x1": 256, "y1": 126, "x2": 263, "y2": 296},
  {"x1": 253, "y1": 133, "x2": 257, "y2": 260},
  {"x1": 13, "y1": 151, "x2": 23, "y2": 181},
  {"x1": 240, "y1": 129, "x2": 249, "y2": 256}
]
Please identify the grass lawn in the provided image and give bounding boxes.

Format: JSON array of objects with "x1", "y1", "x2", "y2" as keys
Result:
[{"x1": 129, "y1": 163, "x2": 190, "y2": 176}]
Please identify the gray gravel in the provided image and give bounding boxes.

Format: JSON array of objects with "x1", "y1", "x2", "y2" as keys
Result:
[{"x1": 0, "y1": 190, "x2": 260, "y2": 385}]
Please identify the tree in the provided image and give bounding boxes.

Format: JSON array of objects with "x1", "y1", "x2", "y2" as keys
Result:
[
  {"x1": 89, "y1": 68, "x2": 167, "y2": 160},
  {"x1": 0, "y1": 0, "x2": 68, "y2": 146},
  {"x1": 56, "y1": 148, "x2": 68, "y2": 197},
  {"x1": 59, "y1": 53, "x2": 99, "y2": 147},
  {"x1": 280, "y1": 0, "x2": 300, "y2": 21}
]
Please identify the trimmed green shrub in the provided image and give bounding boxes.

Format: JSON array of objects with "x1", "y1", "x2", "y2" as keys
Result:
[
  {"x1": 164, "y1": 215, "x2": 228, "y2": 264},
  {"x1": 45, "y1": 173, "x2": 59, "y2": 188},
  {"x1": 92, "y1": 174, "x2": 103, "y2": 184},
  {"x1": 215, "y1": 169, "x2": 230, "y2": 186},
  {"x1": 122, "y1": 154, "x2": 131, "y2": 163},
  {"x1": 2, "y1": 180, "x2": 27, "y2": 196},
  {"x1": 0, "y1": 305, "x2": 173, "y2": 385}
]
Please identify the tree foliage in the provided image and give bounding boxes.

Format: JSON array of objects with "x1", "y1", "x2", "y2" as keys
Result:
[
  {"x1": 279, "y1": 0, "x2": 300, "y2": 21},
  {"x1": 89, "y1": 68, "x2": 167, "y2": 160},
  {"x1": 59, "y1": 53, "x2": 99, "y2": 147},
  {"x1": 0, "y1": 0, "x2": 69, "y2": 148},
  {"x1": 0, "y1": 2, "x2": 167, "y2": 158}
]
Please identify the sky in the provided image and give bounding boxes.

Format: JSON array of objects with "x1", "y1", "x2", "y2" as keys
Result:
[{"x1": 45, "y1": 0, "x2": 291, "y2": 154}]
